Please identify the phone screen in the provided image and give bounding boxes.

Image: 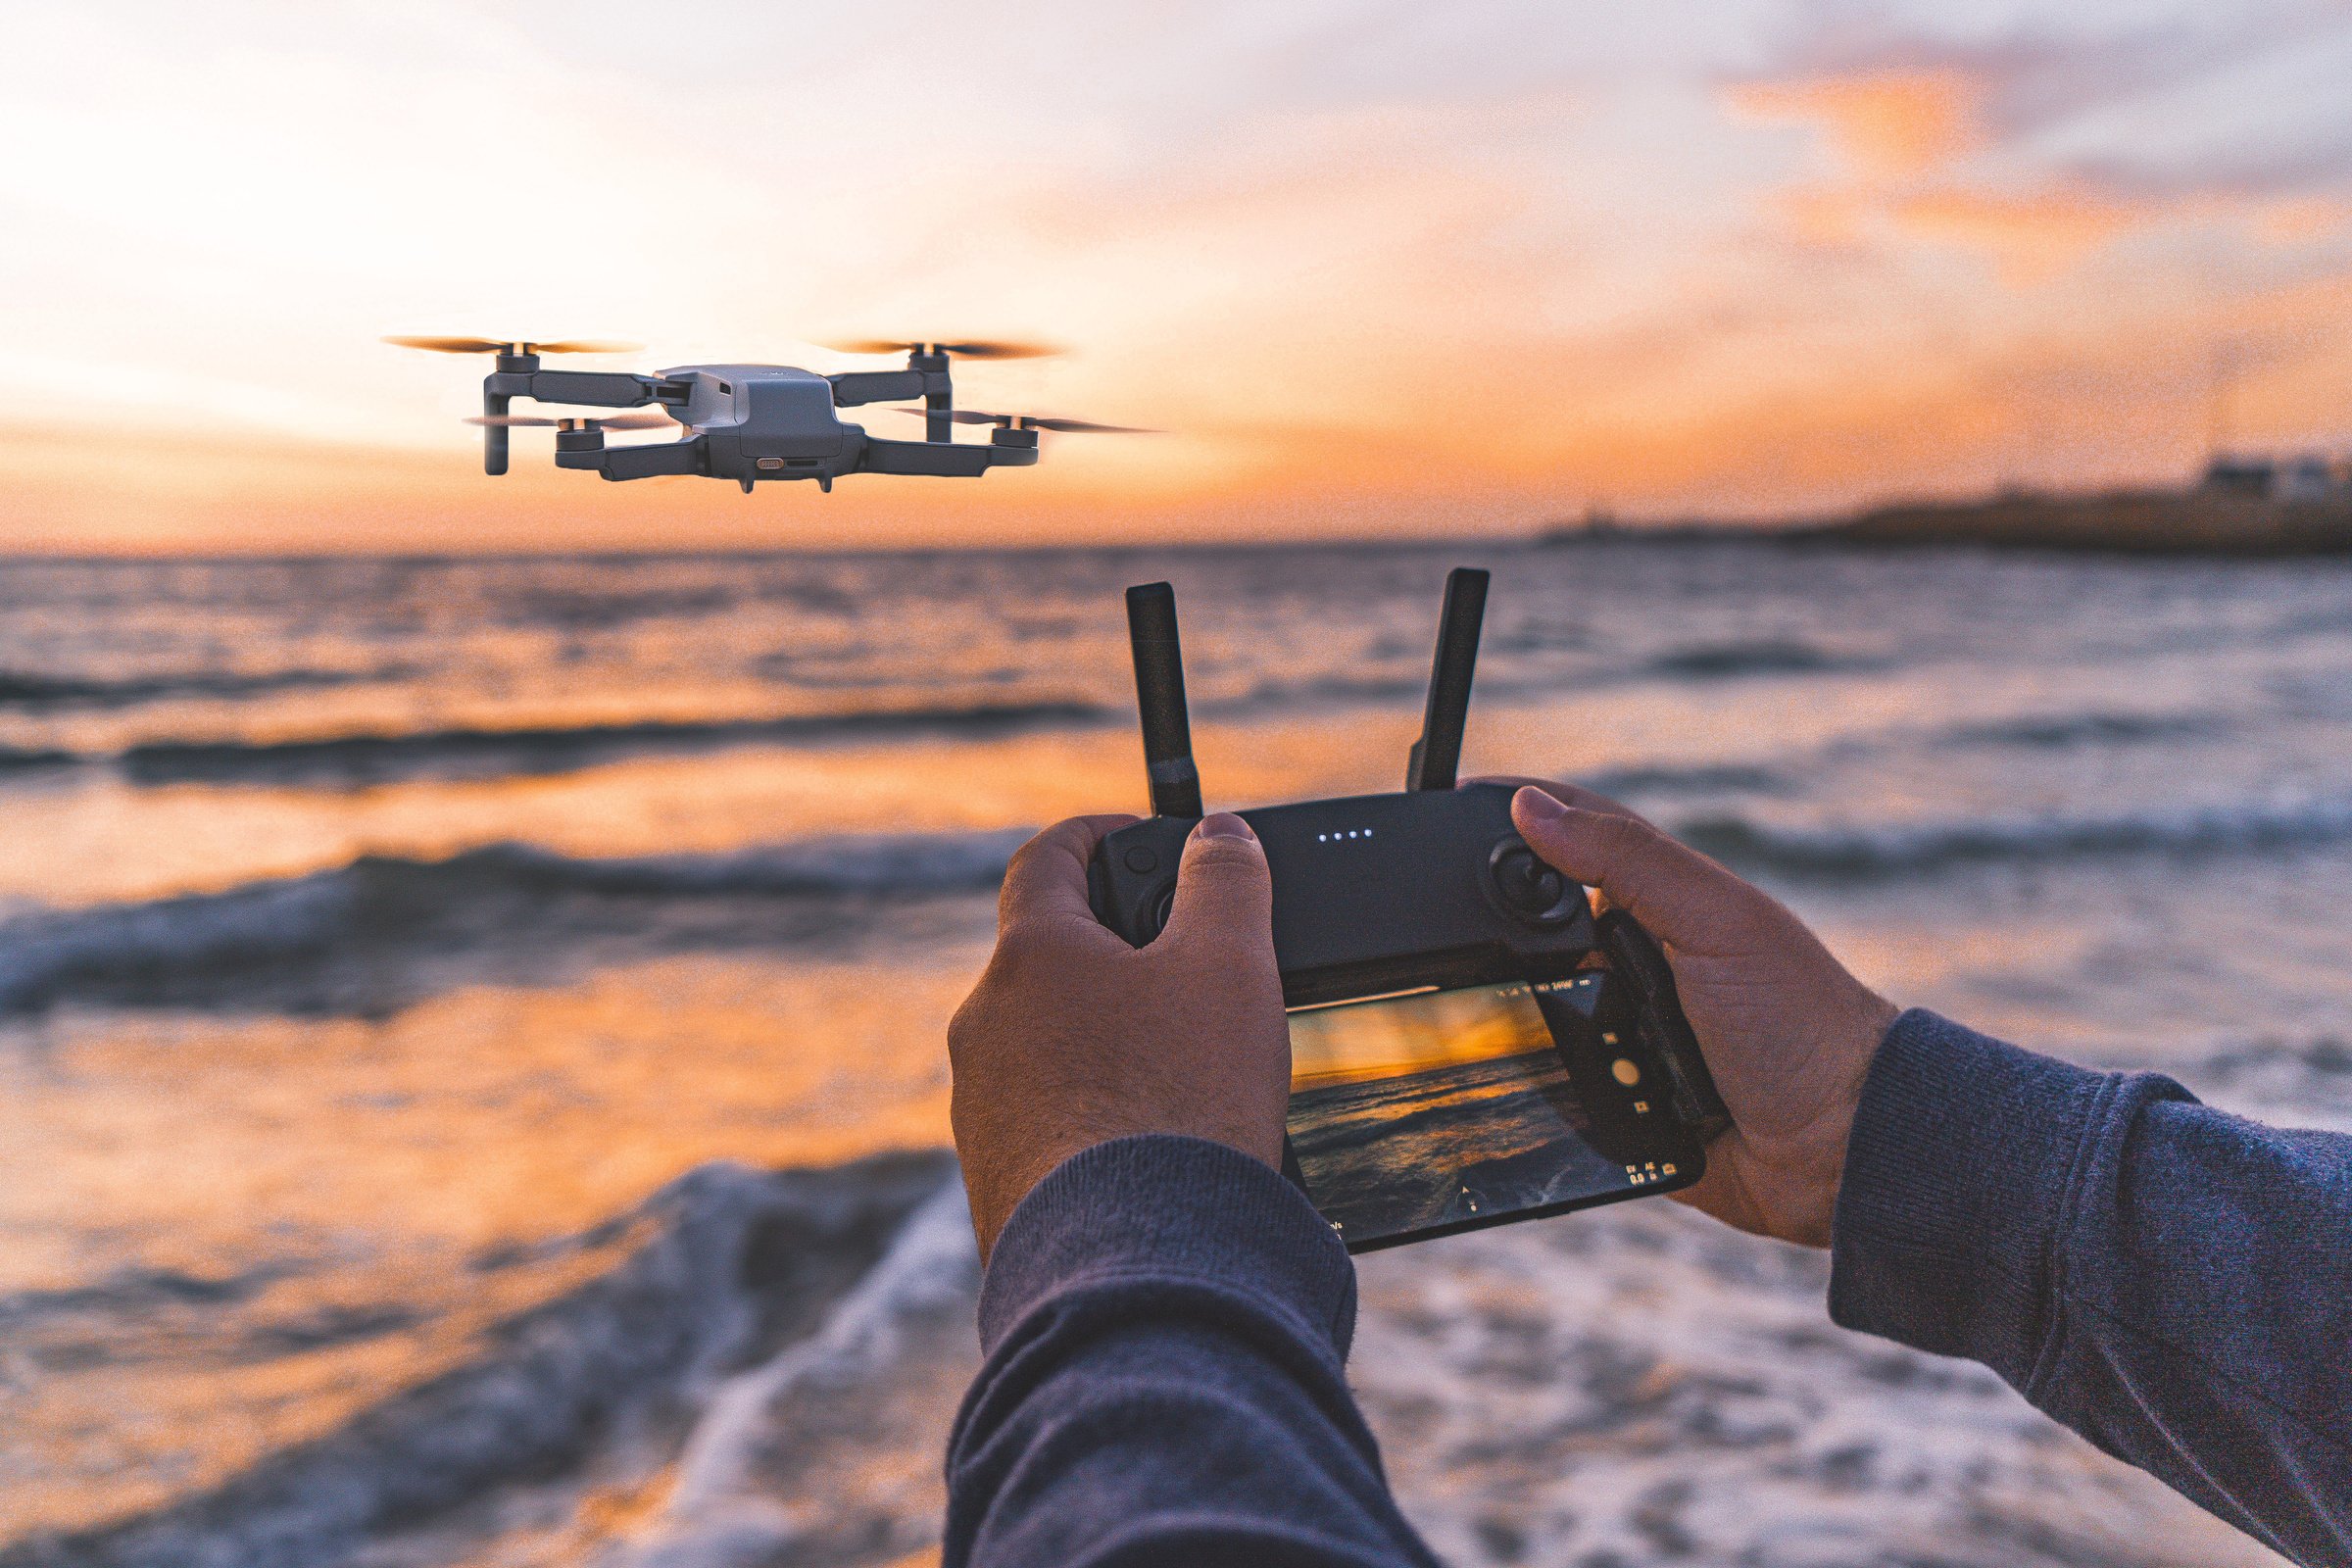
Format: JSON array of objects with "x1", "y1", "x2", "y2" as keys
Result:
[{"x1": 1284, "y1": 972, "x2": 1694, "y2": 1250}]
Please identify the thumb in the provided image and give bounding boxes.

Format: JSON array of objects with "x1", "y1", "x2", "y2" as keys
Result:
[
  {"x1": 1158, "y1": 812, "x2": 1275, "y2": 952},
  {"x1": 1511, "y1": 785, "x2": 1740, "y2": 954}
]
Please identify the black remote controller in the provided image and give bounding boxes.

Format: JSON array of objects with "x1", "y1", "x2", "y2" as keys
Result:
[{"x1": 1088, "y1": 570, "x2": 1730, "y2": 1249}]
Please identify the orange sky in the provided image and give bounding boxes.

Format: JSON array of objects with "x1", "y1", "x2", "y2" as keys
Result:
[
  {"x1": 3, "y1": 4, "x2": 2348, "y2": 553},
  {"x1": 1290, "y1": 985, "x2": 1553, "y2": 1091}
]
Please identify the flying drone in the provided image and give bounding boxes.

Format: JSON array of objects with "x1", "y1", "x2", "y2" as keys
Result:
[{"x1": 383, "y1": 336, "x2": 1152, "y2": 492}]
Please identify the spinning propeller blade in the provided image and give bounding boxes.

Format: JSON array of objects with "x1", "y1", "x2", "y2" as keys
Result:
[
  {"x1": 465, "y1": 413, "x2": 673, "y2": 429},
  {"x1": 387, "y1": 335, "x2": 642, "y2": 355},
  {"x1": 896, "y1": 408, "x2": 1015, "y2": 426},
  {"x1": 1024, "y1": 416, "x2": 1160, "y2": 433},
  {"x1": 825, "y1": 338, "x2": 1062, "y2": 361},
  {"x1": 890, "y1": 407, "x2": 1157, "y2": 434}
]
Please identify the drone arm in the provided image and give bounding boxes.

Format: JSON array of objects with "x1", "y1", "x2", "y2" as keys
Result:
[
  {"x1": 859, "y1": 434, "x2": 1039, "y2": 476},
  {"x1": 483, "y1": 368, "x2": 676, "y2": 409},
  {"x1": 554, "y1": 436, "x2": 708, "y2": 481},
  {"x1": 828, "y1": 369, "x2": 928, "y2": 407}
]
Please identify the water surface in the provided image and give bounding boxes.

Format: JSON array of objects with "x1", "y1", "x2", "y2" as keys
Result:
[{"x1": 5, "y1": 541, "x2": 2345, "y2": 1566}]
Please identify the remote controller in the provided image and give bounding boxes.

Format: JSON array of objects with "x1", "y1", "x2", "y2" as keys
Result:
[{"x1": 1088, "y1": 569, "x2": 1731, "y2": 1249}]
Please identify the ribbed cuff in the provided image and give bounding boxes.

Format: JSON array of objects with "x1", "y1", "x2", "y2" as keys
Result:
[
  {"x1": 1828, "y1": 1008, "x2": 2112, "y2": 1386},
  {"x1": 977, "y1": 1135, "x2": 1356, "y2": 1357}
]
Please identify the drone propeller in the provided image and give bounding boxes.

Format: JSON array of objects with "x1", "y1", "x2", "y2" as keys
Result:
[
  {"x1": 824, "y1": 338, "x2": 1061, "y2": 361},
  {"x1": 387, "y1": 335, "x2": 643, "y2": 355},
  {"x1": 465, "y1": 413, "x2": 674, "y2": 430},
  {"x1": 892, "y1": 407, "x2": 1158, "y2": 434}
]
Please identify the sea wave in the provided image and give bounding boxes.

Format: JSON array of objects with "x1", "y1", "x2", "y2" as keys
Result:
[
  {"x1": 2180, "y1": 1034, "x2": 2352, "y2": 1126},
  {"x1": 0, "y1": 831, "x2": 1029, "y2": 1018},
  {"x1": 1676, "y1": 795, "x2": 2352, "y2": 878},
  {"x1": 116, "y1": 700, "x2": 1112, "y2": 786},
  {"x1": 620, "y1": 1178, "x2": 980, "y2": 1567},
  {"x1": 1641, "y1": 638, "x2": 1871, "y2": 680},
  {"x1": 1929, "y1": 709, "x2": 2228, "y2": 751},
  {"x1": 1577, "y1": 761, "x2": 1791, "y2": 799},
  {"x1": 0, "y1": 666, "x2": 396, "y2": 710},
  {"x1": 0, "y1": 1152, "x2": 961, "y2": 1568},
  {"x1": 0, "y1": 744, "x2": 75, "y2": 773}
]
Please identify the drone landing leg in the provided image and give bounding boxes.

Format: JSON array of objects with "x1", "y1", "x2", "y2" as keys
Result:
[
  {"x1": 482, "y1": 390, "x2": 511, "y2": 475},
  {"x1": 916, "y1": 348, "x2": 953, "y2": 443}
]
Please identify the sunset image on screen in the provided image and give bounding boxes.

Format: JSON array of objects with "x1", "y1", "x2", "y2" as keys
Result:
[{"x1": 1285, "y1": 981, "x2": 1626, "y2": 1248}]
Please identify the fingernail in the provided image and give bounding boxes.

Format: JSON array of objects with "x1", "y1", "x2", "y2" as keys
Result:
[
  {"x1": 1194, "y1": 811, "x2": 1254, "y2": 841},
  {"x1": 1514, "y1": 786, "x2": 1567, "y2": 821}
]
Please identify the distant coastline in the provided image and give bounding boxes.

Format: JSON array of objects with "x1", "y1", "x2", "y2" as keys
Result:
[
  {"x1": 1801, "y1": 488, "x2": 2352, "y2": 556},
  {"x1": 1545, "y1": 468, "x2": 2352, "y2": 558}
]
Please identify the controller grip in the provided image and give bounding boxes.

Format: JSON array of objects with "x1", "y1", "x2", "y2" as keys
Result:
[{"x1": 1595, "y1": 907, "x2": 1732, "y2": 1143}]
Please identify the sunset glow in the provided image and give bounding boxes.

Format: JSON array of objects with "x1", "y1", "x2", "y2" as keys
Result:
[{"x1": 4, "y1": 3, "x2": 2348, "y2": 551}]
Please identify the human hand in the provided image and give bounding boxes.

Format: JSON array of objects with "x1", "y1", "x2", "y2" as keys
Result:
[
  {"x1": 1485, "y1": 779, "x2": 1900, "y2": 1249},
  {"x1": 949, "y1": 811, "x2": 1292, "y2": 1260}
]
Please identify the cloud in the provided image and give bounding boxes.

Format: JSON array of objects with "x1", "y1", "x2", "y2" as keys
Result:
[
  {"x1": 1889, "y1": 187, "x2": 2148, "y2": 284},
  {"x1": 1727, "y1": 70, "x2": 1981, "y2": 177}
]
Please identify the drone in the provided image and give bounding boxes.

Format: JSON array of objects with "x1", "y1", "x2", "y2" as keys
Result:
[{"x1": 383, "y1": 336, "x2": 1153, "y2": 492}]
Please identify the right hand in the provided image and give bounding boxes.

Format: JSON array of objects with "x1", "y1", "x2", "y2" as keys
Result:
[{"x1": 1492, "y1": 780, "x2": 1900, "y2": 1250}]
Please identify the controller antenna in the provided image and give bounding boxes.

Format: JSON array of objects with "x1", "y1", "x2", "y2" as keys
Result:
[
  {"x1": 1125, "y1": 582, "x2": 1204, "y2": 818},
  {"x1": 1405, "y1": 566, "x2": 1490, "y2": 791}
]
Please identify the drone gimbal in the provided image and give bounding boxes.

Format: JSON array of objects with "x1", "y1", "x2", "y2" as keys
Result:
[{"x1": 384, "y1": 336, "x2": 1152, "y2": 493}]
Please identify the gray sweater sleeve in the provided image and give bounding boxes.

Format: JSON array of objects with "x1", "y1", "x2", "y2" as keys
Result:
[
  {"x1": 944, "y1": 1135, "x2": 1439, "y2": 1567},
  {"x1": 1831, "y1": 1008, "x2": 2352, "y2": 1567}
]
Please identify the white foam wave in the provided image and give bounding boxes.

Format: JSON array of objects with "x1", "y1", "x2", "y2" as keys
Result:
[
  {"x1": 0, "y1": 1155, "x2": 958, "y2": 1568},
  {"x1": 618, "y1": 1180, "x2": 980, "y2": 1568},
  {"x1": 1350, "y1": 1200, "x2": 2288, "y2": 1567}
]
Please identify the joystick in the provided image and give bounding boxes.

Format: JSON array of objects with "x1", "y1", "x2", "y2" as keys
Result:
[
  {"x1": 1086, "y1": 569, "x2": 1732, "y2": 1217},
  {"x1": 1486, "y1": 837, "x2": 1580, "y2": 925}
]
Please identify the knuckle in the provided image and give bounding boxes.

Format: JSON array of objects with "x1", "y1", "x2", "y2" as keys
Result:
[
  {"x1": 1182, "y1": 838, "x2": 1264, "y2": 877},
  {"x1": 1002, "y1": 829, "x2": 1062, "y2": 885},
  {"x1": 984, "y1": 928, "x2": 1050, "y2": 983},
  {"x1": 1588, "y1": 809, "x2": 1658, "y2": 857}
]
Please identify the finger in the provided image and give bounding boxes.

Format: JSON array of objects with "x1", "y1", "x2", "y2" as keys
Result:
[
  {"x1": 998, "y1": 813, "x2": 1140, "y2": 932},
  {"x1": 1464, "y1": 774, "x2": 1654, "y2": 828},
  {"x1": 1510, "y1": 786, "x2": 1740, "y2": 952},
  {"x1": 1157, "y1": 812, "x2": 1275, "y2": 952}
]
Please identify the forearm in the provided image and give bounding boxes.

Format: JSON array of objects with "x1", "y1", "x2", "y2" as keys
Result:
[
  {"x1": 945, "y1": 1136, "x2": 1437, "y2": 1568},
  {"x1": 1831, "y1": 1009, "x2": 2352, "y2": 1567}
]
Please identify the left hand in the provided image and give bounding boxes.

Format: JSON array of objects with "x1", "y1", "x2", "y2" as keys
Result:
[{"x1": 949, "y1": 811, "x2": 1292, "y2": 1260}]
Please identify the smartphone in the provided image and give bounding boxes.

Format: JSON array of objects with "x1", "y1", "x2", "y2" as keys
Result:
[{"x1": 1282, "y1": 962, "x2": 1707, "y2": 1251}]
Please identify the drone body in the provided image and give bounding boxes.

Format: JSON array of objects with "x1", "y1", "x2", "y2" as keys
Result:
[{"x1": 385, "y1": 338, "x2": 1146, "y2": 492}]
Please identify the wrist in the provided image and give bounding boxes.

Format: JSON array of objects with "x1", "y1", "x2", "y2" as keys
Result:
[
  {"x1": 957, "y1": 1111, "x2": 1286, "y2": 1260},
  {"x1": 1801, "y1": 988, "x2": 1902, "y2": 1243},
  {"x1": 976, "y1": 1133, "x2": 1355, "y2": 1355}
]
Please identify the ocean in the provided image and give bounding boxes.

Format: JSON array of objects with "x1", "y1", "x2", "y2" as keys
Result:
[{"x1": 3, "y1": 539, "x2": 2346, "y2": 1567}]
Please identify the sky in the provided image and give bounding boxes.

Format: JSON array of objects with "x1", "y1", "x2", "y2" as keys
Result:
[{"x1": 2, "y1": 1, "x2": 2349, "y2": 552}]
